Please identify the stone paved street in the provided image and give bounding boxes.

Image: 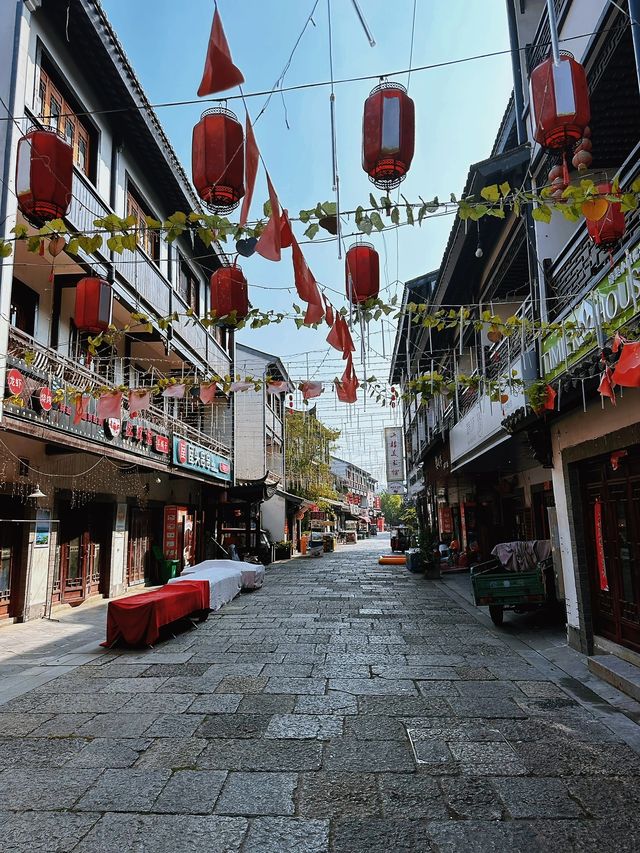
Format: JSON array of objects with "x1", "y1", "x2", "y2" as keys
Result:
[{"x1": 2, "y1": 538, "x2": 640, "y2": 851}]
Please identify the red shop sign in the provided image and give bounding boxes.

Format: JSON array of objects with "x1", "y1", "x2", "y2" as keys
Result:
[
  {"x1": 154, "y1": 435, "x2": 169, "y2": 455},
  {"x1": 39, "y1": 387, "x2": 53, "y2": 411},
  {"x1": 594, "y1": 498, "x2": 609, "y2": 592},
  {"x1": 6, "y1": 368, "x2": 25, "y2": 397}
]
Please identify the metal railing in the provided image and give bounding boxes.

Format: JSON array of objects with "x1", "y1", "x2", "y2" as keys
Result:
[{"x1": 6, "y1": 327, "x2": 232, "y2": 457}]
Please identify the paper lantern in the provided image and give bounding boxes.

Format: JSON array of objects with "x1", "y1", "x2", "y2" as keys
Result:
[
  {"x1": 529, "y1": 52, "x2": 590, "y2": 149},
  {"x1": 586, "y1": 183, "x2": 625, "y2": 247},
  {"x1": 192, "y1": 108, "x2": 245, "y2": 213},
  {"x1": 75, "y1": 277, "x2": 112, "y2": 333},
  {"x1": 345, "y1": 243, "x2": 379, "y2": 304},
  {"x1": 16, "y1": 128, "x2": 73, "y2": 222},
  {"x1": 362, "y1": 82, "x2": 415, "y2": 189},
  {"x1": 210, "y1": 264, "x2": 249, "y2": 323}
]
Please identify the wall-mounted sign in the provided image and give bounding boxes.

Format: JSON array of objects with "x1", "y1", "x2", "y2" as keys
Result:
[
  {"x1": 104, "y1": 418, "x2": 122, "y2": 439},
  {"x1": 172, "y1": 437, "x2": 232, "y2": 481},
  {"x1": 37, "y1": 387, "x2": 52, "y2": 412},
  {"x1": 6, "y1": 368, "x2": 25, "y2": 397},
  {"x1": 594, "y1": 498, "x2": 609, "y2": 592},
  {"x1": 384, "y1": 426, "x2": 405, "y2": 483},
  {"x1": 543, "y1": 242, "x2": 640, "y2": 380}
]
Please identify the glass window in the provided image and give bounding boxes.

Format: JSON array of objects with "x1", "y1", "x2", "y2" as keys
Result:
[
  {"x1": 65, "y1": 118, "x2": 74, "y2": 149},
  {"x1": 77, "y1": 135, "x2": 87, "y2": 172},
  {"x1": 49, "y1": 95, "x2": 61, "y2": 131}
]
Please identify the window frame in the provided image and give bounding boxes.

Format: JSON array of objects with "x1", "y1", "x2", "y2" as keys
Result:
[{"x1": 37, "y1": 67, "x2": 92, "y2": 179}]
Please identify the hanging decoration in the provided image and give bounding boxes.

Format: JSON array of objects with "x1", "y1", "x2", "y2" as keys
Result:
[
  {"x1": 210, "y1": 262, "x2": 249, "y2": 323},
  {"x1": 362, "y1": 81, "x2": 415, "y2": 189},
  {"x1": 327, "y1": 315, "x2": 355, "y2": 356},
  {"x1": 256, "y1": 173, "x2": 282, "y2": 261},
  {"x1": 163, "y1": 383, "x2": 186, "y2": 399},
  {"x1": 529, "y1": 52, "x2": 590, "y2": 150},
  {"x1": 128, "y1": 389, "x2": 151, "y2": 416},
  {"x1": 611, "y1": 340, "x2": 640, "y2": 387},
  {"x1": 16, "y1": 128, "x2": 74, "y2": 223},
  {"x1": 345, "y1": 242, "x2": 380, "y2": 304},
  {"x1": 598, "y1": 367, "x2": 616, "y2": 405},
  {"x1": 299, "y1": 381, "x2": 323, "y2": 400},
  {"x1": 199, "y1": 382, "x2": 219, "y2": 404},
  {"x1": 97, "y1": 390, "x2": 122, "y2": 420},
  {"x1": 291, "y1": 232, "x2": 325, "y2": 325},
  {"x1": 585, "y1": 182, "x2": 626, "y2": 247},
  {"x1": 74, "y1": 277, "x2": 113, "y2": 333},
  {"x1": 197, "y1": 6, "x2": 245, "y2": 97},
  {"x1": 335, "y1": 354, "x2": 359, "y2": 403},
  {"x1": 239, "y1": 111, "x2": 260, "y2": 227},
  {"x1": 192, "y1": 108, "x2": 245, "y2": 213}
]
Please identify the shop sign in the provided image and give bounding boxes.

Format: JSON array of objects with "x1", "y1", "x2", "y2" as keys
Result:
[
  {"x1": 543, "y1": 243, "x2": 640, "y2": 380},
  {"x1": 384, "y1": 426, "x2": 404, "y2": 483},
  {"x1": 439, "y1": 505, "x2": 453, "y2": 535},
  {"x1": 172, "y1": 436, "x2": 232, "y2": 481},
  {"x1": 104, "y1": 418, "x2": 121, "y2": 439},
  {"x1": 38, "y1": 387, "x2": 52, "y2": 412},
  {"x1": 6, "y1": 368, "x2": 25, "y2": 397}
]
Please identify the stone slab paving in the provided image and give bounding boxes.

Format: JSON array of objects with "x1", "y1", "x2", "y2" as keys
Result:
[{"x1": 2, "y1": 539, "x2": 640, "y2": 851}]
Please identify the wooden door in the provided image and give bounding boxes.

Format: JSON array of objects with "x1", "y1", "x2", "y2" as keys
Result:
[
  {"x1": 128, "y1": 509, "x2": 150, "y2": 586},
  {"x1": 583, "y1": 455, "x2": 640, "y2": 653}
]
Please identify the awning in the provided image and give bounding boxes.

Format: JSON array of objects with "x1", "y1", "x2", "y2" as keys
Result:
[{"x1": 229, "y1": 475, "x2": 278, "y2": 503}]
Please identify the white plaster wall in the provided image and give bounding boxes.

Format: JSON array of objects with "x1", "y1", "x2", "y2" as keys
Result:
[
  {"x1": 262, "y1": 494, "x2": 286, "y2": 543},
  {"x1": 26, "y1": 530, "x2": 52, "y2": 615}
]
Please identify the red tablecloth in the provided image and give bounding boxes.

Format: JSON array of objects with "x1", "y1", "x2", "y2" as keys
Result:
[{"x1": 103, "y1": 580, "x2": 209, "y2": 647}]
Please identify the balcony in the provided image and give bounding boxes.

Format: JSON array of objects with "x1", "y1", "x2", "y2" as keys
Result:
[
  {"x1": 67, "y1": 169, "x2": 229, "y2": 376},
  {"x1": 5, "y1": 327, "x2": 231, "y2": 459}
]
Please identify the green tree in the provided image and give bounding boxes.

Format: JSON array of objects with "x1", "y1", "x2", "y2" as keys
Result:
[
  {"x1": 379, "y1": 492, "x2": 404, "y2": 527},
  {"x1": 285, "y1": 407, "x2": 340, "y2": 503}
]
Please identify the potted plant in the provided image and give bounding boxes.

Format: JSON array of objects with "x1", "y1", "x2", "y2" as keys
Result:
[{"x1": 274, "y1": 540, "x2": 292, "y2": 561}]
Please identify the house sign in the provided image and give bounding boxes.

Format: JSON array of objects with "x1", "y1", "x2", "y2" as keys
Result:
[{"x1": 542, "y1": 241, "x2": 640, "y2": 380}]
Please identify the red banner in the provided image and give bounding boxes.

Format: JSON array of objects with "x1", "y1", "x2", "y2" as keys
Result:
[{"x1": 594, "y1": 498, "x2": 609, "y2": 592}]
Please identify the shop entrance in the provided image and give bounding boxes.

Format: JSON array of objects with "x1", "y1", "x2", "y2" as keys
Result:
[
  {"x1": 581, "y1": 449, "x2": 640, "y2": 653},
  {"x1": 0, "y1": 498, "x2": 25, "y2": 619},
  {"x1": 55, "y1": 502, "x2": 113, "y2": 605}
]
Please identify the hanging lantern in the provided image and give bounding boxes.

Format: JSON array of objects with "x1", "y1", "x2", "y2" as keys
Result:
[
  {"x1": 345, "y1": 243, "x2": 379, "y2": 304},
  {"x1": 529, "y1": 52, "x2": 590, "y2": 149},
  {"x1": 586, "y1": 182, "x2": 625, "y2": 247},
  {"x1": 210, "y1": 264, "x2": 249, "y2": 323},
  {"x1": 74, "y1": 277, "x2": 112, "y2": 333},
  {"x1": 362, "y1": 82, "x2": 415, "y2": 189},
  {"x1": 15, "y1": 128, "x2": 73, "y2": 223},
  {"x1": 192, "y1": 107, "x2": 245, "y2": 213}
]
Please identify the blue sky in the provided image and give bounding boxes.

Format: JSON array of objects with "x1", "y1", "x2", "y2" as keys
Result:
[{"x1": 101, "y1": 0, "x2": 514, "y2": 484}]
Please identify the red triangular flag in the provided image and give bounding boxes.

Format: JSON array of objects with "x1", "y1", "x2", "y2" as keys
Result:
[
  {"x1": 129, "y1": 389, "x2": 151, "y2": 417},
  {"x1": 197, "y1": 7, "x2": 245, "y2": 97},
  {"x1": 324, "y1": 296, "x2": 334, "y2": 328},
  {"x1": 239, "y1": 111, "x2": 259, "y2": 226},
  {"x1": 199, "y1": 382, "x2": 218, "y2": 404},
  {"x1": 73, "y1": 393, "x2": 89, "y2": 425},
  {"x1": 299, "y1": 381, "x2": 323, "y2": 400},
  {"x1": 543, "y1": 384, "x2": 556, "y2": 411},
  {"x1": 97, "y1": 390, "x2": 123, "y2": 420},
  {"x1": 280, "y1": 210, "x2": 293, "y2": 249},
  {"x1": 255, "y1": 174, "x2": 282, "y2": 261},
  {"x1": 163, "y1": 383, "x2": 186, "y2": 399},
  {"x1": 598, "y1": 368, "x2": 617, "y2": 406},
  {"x1": 335, "y1": 355, "x2": 359, "y2": 403},
  {"x1": 612, "y1": 340, "x2": 640, "y2": 387}
]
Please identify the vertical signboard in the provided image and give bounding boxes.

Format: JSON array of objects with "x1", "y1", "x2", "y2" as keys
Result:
[
  {"x1": 384, "y1": 426, "x2": 405, "y2": 483},
  {"x1": 594, "y1": 498, "x2": 609, "y2": 592}
]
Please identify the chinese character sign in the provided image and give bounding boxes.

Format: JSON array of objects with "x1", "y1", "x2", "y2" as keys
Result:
[{"x1": 384, "y1": 426, "x2": 405, "y2": 483}]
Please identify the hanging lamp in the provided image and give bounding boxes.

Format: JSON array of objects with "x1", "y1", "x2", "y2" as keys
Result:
[
  {"x1": 192, "y1": 107, "x2": 245, "y2": 213},
  {"x1": 362, "y1": 82, "x2": 415, "y2": 190},
  {"x1": 16, "y1": 128, "x2": 74, "y2": 223}
]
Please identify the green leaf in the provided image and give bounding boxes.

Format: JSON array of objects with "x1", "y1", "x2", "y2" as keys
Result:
[
  {"x1": 480, "y1": 184, "x2": 500, "y2": 203},
  {"x1": 298, "y1": 209, "x2": 311, "y2": 223},
  {"x1": 0, "y1": 241, "x2": 12, "y2": 258},
  {"x1": 532, "y1": 204, "x2": 552, "y2": 223},
  {"x1": 370, "y1": 212, "x2": 385, "y2": 232},
  {"x1": 358, "y1": 216, "x2": 373, "y2": 236},
  {"x1": 369, "y1": 193, "x2": 379, "y2": 209},
  {"x1": 145, "y1": 216, "x2": 162, "y2": 229},
  {"x1": 486, "y1": 206, "x2": 506, "y2": 219},
  {"x1": 197, "y1": 227, "x2": 214, "y2": 247},
  {"x1": 499, "y1": 181, "x2": 511, "y2": 197},
  {"x1": 321, "y1": 201, "x2": 337, "y2": 216},
  {"x1": 304, "y1": 223, "x2": 319, "y2": 240},
  {"x1": 620, "y1": 193, "x2": 639, "y2": 213},
  {"x1": 418, "y1": 204, "x2": 428, "y2": 224},
  {"x1": 66, "y1": 238, "x2": 79, "y2": 255},
  {"x1": 107, "y1": 235, "x2": 124, "y2": 254},
  {"x1": 390, "y1": 207, "x2": 400, "y2": 225},
  {"x1": 11, "y1": 223, "x2": 28, "y2": 239},
  {"x1": 263, "y1": 199, "x2": 272, "y2": 218}
]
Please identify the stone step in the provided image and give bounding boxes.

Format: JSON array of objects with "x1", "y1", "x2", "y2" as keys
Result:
[{"x1": 588, "y1": 654, "x2": 640, "y2": 703}]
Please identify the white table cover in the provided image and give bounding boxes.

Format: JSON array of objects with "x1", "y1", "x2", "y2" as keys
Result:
[
  {"x1": 169, "y1": 565, "x2": 241, "y2": 611},
  {"x1": 181, "y1": 559, "x2": 265, "y2": 590}
]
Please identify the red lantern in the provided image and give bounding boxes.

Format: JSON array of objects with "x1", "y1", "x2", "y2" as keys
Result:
[
  {"x1": 16, "y1": 128, "x2": 73, "y2": 222},
  {"x1": 192, "y1": 108, "x2": 244, "y2": 213},
  {"x1": 74, "y1": 277, "x2": 112, "y2": 333},
  {"x1": 362, "y1": 82, "x2": 415, "y2": 190},
  {"x1": 529, "y1": 52, "x2": 590, "y2": 149},
  {"x1": 210, "y1": 264, "x2": 249, "y2": 323},
  {"x1": 345, "y1": 243, "x2": 379, "y2": 304},
  {"x1": 586, "y1": 183, "x2": 625, "y2": 247}
]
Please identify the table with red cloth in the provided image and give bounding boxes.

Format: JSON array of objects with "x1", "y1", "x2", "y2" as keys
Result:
[{"x1": 103, "y1": 580, "x2": 209, "y2": 647}]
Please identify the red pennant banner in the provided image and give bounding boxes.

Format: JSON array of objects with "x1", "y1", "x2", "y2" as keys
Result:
[
  {"x1": 299, "y1": 381, "x2": 323, "y2": 400},
  {"x1": 128, "y1": 389, "x2": 151, "y2": 417},
  {"x1": 73, "y1": 394, "x2": 89, "y2": 425},
  {"x1": 199, "y1": 383, "x2": 218, "y2": 404},
  {"x1": 612, "y1": 340, "x2": 640, "y2": 387},
  {"x1": 197, "y1": 7, "x2": 245, "y2": 97},
  {"x1": 256, "y1": 174, "x2": 282, "y2": 261},
  {"x1": 598, "y1": 368, "x2": 616, "y2": 406},
  {"x1": 97, "y1": 391, "x2": 123, "y2": 421},
  {"x1": 163, "y1": 384, "x2": 186, "y2": 399},
  {"x1": 239, "y1": 111, "x2": 259, "y2": 226}
]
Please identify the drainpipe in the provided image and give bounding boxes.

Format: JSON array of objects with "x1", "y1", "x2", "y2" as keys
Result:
[
  {"x1": 505, "y1": 0, "x2": 526, "y2": 145},
  {"x1": 628, "y1": 0, "x2": 640, "y2": 95},
  {"x1": 0, "y1": 2, "x2": 27, "y2": 424}
]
